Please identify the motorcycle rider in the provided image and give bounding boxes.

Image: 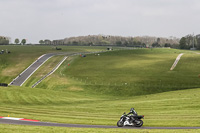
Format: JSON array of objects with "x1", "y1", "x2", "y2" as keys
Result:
[
  {"x1": 127, "y1": 108, "x2": 137, "y2": 115},
  {"x1": 127, "y1": 108, "x2": 137, "y2": 123}
]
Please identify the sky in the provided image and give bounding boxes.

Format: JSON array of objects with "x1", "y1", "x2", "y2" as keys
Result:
[{"x1": 0, "y1": 0, "x2": 200, "y2": 43}]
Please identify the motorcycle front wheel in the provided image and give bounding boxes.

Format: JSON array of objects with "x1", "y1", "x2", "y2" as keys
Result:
[
  {"x1": 135, "y1": 120, "x2": 143, "y2": 127},
  {"x1": 117, "y1": 120, "x2": 124, "y2": 127}
]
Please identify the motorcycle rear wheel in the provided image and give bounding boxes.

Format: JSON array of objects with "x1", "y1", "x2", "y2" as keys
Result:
[
  {"x1": 135, "y1": 120, "x2": 143, "y2": 127},
  {"x1": 117, "y1": 120, "x2": 124, "y2": 127}
]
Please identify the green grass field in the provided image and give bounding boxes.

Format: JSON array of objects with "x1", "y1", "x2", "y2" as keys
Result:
[
  {"x1": 0, "y1": 86, "x2": 200, "y2": 127},
  {"x1": 1, "y1": 46, "x2": 200, "y2": 132}
]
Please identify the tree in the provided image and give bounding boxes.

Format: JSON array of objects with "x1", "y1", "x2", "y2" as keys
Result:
[
  {"x1": 164, "y1": 43, "x2": 171, "y2": 47},
  {"x1": 196, "y1": 35, "x2": 200, "y2": 50},
  {"x1": 179, "y1": 37, "x2": 187, "y2": 49},
  {"x1": 142, "y1": 43, "x2": 146, "y2": 47},
  {"x1": 44, "y1": 39, "x2": 51, "y2": 45},
  {"x1": 116, "y1": 41, "x2": 122, "y2": 46},
  {"x1": 39, "y1": 40, "x2": 44, "y2": 44},
  {"x1": 72, "y1": 41, "x2": 79, "y2": 45},
  {"x1": 21, "y1": 39, "x2": 26, "y2": 45},
  {"x1": 15, "y1": 38, "x2": 19, "y2": 45},
  {"x1": 0, "y1": 37, "x2": 9, "y2": 45},
  {"x1": 157, "y1": 38, "x2": 161, "y2": 44},
  {"x1": 99, "y1": 40, "x2": 110, "y2": 45},
  {"x1": 123, "y1": 41, "x2": 129, "y2": 47},
  {"x1": 152, "y1": 42, "x2": 160, "y2": 47}
]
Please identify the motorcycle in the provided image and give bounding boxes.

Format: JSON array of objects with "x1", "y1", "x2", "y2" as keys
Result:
[{"x1": 117, "y1": 112, "x2": 144, "y2": 127}]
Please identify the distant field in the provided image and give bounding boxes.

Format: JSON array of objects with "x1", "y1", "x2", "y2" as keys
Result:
[{"x1": 1, "y1": 46, "x2": 200, "y2": 132}]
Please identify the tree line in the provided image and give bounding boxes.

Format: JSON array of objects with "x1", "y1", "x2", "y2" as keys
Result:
[
  {"x1": 179, "y1": 34, "x2": 200, "y2": 50},
  {"x1": 39, "y1": 35, "x2": 179, "y2": 47},
  {"x1": 14, "y1": 38, "x2": 26, "y2": 45},
  {"x1": 0, "y1": 37, "x2": 27, "y2": 45},
  {"x1": 63, "y1": 35, "x2": 179, "y2": 47},
  {"x1": 8, "y1": 34, "x2": 200, "y2": 49}
]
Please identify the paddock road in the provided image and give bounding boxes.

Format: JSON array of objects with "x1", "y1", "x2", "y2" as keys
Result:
[{"x1": 0, "y1": 119, "x2": 200, "y2": 129}]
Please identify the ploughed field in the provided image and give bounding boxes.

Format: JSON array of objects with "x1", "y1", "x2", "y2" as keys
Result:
[{"x1": 0, "y1": 46, "x2": 200, "y2": 132}]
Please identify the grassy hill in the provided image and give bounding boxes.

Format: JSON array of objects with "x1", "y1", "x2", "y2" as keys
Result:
[
  {"x1": 38, "y1": 48, "x2": 200, "y2": 96},
  {"x1": 0, "y1": 46, "x2": 200, "y2": 132}
]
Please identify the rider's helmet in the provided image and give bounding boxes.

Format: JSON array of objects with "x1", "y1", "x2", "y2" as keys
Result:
[{"x1": 130, "y1": 108, "x2": 135, "y2": 112}]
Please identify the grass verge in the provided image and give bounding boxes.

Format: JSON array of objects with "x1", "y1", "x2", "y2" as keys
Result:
[
  {"x1": 0, "y1": 86, "x2": 200, "y2": 127},
  {"x1": 0, "y1": 124, "x2": 199, "y2": 133}
]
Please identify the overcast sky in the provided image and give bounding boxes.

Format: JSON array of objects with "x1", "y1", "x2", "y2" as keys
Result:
[{"x1": 0, "y1": 0, "x2": 200, "y2": 43}]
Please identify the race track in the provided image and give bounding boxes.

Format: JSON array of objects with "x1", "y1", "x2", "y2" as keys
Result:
[
  {"x1": 0, "y1": 119, "x2": 200, "y2": 129},
  {"x1": 9, "y1": 53, "x2": 56, "y2": 86}
]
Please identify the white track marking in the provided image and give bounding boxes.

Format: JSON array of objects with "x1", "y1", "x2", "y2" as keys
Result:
[
  {"x1": 1, "y1": 117, "x2": 23, "y2": 120},
  {"x1": 170, "y1": 53, "x2": 184, "y2": 70},
  {"x1": 0, "y1": 116, "x2": 39, "y2": 122}
]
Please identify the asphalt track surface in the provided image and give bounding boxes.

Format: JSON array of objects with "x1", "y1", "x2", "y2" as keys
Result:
[
  {"x1": 1, "y1": 119, "x2": 200, "y2": 129},
  {"x1": 10, "y1": 53, "x2": 56, "y2": 86}
]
